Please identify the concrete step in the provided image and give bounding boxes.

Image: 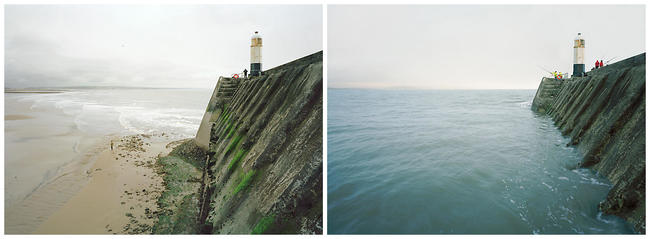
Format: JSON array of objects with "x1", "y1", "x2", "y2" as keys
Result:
[
  {"x1": 217, "y1": 89, "x2": 234, "y2": 93},
  {"x1": 219, "y1": 86, "x2": 238, "y2": 91},
  {"x1": 219, "y1": 86, "x2": 237, "y2": 90},
  {"x1": 541, "y1": 88, "x2": 558, "y2": 93}
]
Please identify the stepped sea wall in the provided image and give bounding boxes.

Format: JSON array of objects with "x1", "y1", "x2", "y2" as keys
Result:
[
  {"x1": 531, "y1": 53, "x2": 646, "y2": 233},
  {"x1": 154, "y1": 51, "x2": 322, "y2": 234},
  {"x1": 196, "y1": 77, "x2": 241, "y2": 149}
]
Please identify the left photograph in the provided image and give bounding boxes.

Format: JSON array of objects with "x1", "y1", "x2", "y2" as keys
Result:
[{"x1": 5, "y1": 4, "x2": 323, "y2": 234}]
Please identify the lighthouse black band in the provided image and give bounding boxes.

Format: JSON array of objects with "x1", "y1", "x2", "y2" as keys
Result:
[
  {"x1": 251, "y1": 63, "x2": 262, "y2": 76},
  {"x1": 572, "y1": 64, "x2": 585, "y2": 77}
]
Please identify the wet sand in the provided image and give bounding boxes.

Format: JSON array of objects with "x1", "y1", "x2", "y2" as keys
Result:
[
  {"x1": 5, "y1": 114, "x2": 34, "y2": 120},
  {"x1": 5, "y1": 96, "x2": 98, "y2": 234},
  {"x1": 33, "y1": 134, "x2": 177, "y2": 234},
  {"x1": 5, "y1": 136, "x2": 104, "y2": 234}
]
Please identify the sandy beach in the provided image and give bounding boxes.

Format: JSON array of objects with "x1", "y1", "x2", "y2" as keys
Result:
[
  {"x1": 5, "y1": 89, "x2": 208, "y2": 234},
  {"x1": 5, "y1": 95, "x2": 98, "y2": 234},
  {"x1": 31, "y1": 134, "x2": 179, "y2": 234},
  {"x1": 5, "y1": 114, "x2": 34, "y2": 120}
]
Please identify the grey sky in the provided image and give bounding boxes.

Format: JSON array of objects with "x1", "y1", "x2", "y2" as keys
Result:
[
  {"x1": 5, "y1": 5, "x2": 322, "y2": 89},
  {"x1": 328, "y1": 5, "x2": 645, "y2": 89}
]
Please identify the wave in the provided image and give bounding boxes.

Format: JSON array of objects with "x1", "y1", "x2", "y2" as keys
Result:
[
  {"x1": 13, "y1": 89, "x2": 207, "y2": 140},
  {"x1": 114, "y1": 106, "x2": 203, "y2": 138},
  {"x1": 518, "y1": 100, "x2": 533, "y2": 108}
]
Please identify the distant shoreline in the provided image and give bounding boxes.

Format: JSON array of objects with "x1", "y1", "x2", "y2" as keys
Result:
[
  {"x1": 5, "y1": 86, "x2": 211, "y2": 92},
  {"x1": 5, "y1": 89, "x2": 66, "y2": 94}
]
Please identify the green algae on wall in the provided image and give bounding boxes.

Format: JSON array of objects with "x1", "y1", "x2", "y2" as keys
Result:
[
  {"x1": 531, "y1": 53, "x2": 646, "y2": 233},
  {"x1": 251, "y1": 214, "x2": 275, "y2": 234},
  {"x1": 151, "y1": 51, "x2": 325, "y2": 234},
  {"x1": 152, "y1": 142, "x2": 204, "y2": 234},
  {"x1": 197, "y1": 51, "x2": 323, "y2": 234}
]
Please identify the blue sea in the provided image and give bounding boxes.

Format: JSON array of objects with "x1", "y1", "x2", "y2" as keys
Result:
[{"x1": 327, "y1": 89, "x2": 634, "y2": 234}]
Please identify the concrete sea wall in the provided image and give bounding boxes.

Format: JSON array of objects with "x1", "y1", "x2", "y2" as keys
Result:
[
  {"x1": 154, "y1": 52, "x2": 322, "y2": 234},
  {"x1": 195, "y1": 77, "x2": 241, "y2": 149},
  {"x1": 532, "y1": 53, "x2": 645, "y2": 233},
  {"x1": 155, "y1": 51, "x2": 323, "y2": 234}
]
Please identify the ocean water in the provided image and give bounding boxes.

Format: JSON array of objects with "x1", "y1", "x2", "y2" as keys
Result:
[
  {"x1": 6, "y1": 88, "x2": 211, "y2": 138},
  {"x1": 5, "y1": 88, "x2": 211, "y2": 216},
  {"x1": 327, "y1": 89, "x2": 634, "y2": 234}
]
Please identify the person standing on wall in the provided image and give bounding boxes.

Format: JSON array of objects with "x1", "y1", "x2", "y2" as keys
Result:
[
  {"x1": 243, "y1": 68, "x2": 248, "y2": 78},
  {"x1": 595, "y1": 60, "x2": 600, "y2": 69}
]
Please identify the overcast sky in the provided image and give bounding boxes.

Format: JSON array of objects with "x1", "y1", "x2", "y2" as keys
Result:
[
  {"x1": 328, "y1": 5, "x2": 645, "y2": 89},
  {"x1": 5, "y1": 5, "x2": 322, "y2": 89}
]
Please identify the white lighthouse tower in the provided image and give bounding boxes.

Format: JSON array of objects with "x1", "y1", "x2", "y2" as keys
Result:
[
  {"x1": 250, "y1": 31, "x2": 262, "y2": 77},
  {"x1": 572, "y1": 33, "x2": 585, "y2": 77}
]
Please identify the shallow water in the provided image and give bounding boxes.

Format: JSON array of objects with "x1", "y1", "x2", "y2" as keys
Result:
[{"x1": 327, "y1": 89, "x2": 633, "y2": 234}]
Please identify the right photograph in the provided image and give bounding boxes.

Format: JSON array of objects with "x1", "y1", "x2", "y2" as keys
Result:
[{"x1": 327, "y1": 5, "x2": 645, "y2": 235}]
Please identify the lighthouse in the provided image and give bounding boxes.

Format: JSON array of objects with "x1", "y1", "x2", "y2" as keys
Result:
[
  {"x1": 250, "y1": 31, "x2": 262, "y2": 77},
  {"x1": 572, "y1": 33, "x2": 585, "y2": 77}
]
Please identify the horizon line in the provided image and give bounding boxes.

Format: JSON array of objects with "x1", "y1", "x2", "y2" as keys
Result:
[
  {"x1": 5, "y1": 86, "x2": 212, "y2": 90},
  {"x1": 328, "y1": 87, "x2": 537, "y2": 90}
]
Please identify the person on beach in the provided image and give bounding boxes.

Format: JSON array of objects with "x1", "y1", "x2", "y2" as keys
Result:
[{"x1": 111, "y1": 141, "x2": 114, "y2": 151}]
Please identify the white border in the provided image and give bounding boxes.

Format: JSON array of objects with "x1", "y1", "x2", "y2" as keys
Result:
[
  {"x1": 2, "y1": 1, "x2": 649, "y2": 238},
  {"x1": 322, "y1": 3, "x2": 329, "y2": 237}
]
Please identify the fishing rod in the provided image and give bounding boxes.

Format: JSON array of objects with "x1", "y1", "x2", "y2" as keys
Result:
[
  {"x1": 537, "y1": 65, "x2": 567, "y2": 79},
  {"x1": 605, "y1": 56, "x2": 617, "y2": 64},
  {"x1": 537, "y1": 65, "x2": 564, "y2": 77},
  {"x1": 537, "y1": 65, "x2": 553, "y2": 75}
]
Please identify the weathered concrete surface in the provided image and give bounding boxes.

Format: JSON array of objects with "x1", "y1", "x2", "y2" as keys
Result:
[
  {"x1": 531, "y1": 77, "x2": 563, "y2": 114},
  {"x1": 194, "y1": 51, "x2": 323, "y2": 234},
  {"x1": 195, "y1": 77, "x2": 241, "y2": 149},
  {"x1": 532, "y1": 53, "x2": 646, "y2": 233}
]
